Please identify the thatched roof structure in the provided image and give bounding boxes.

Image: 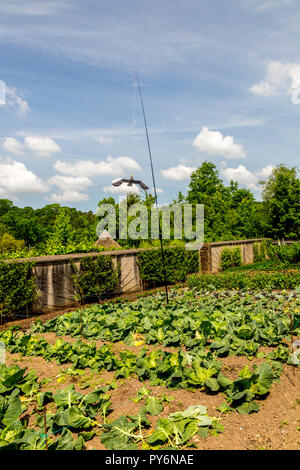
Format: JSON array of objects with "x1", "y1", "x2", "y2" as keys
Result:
[{"x1": 94, "y1": 230, "x2": 121, "y2": 249}]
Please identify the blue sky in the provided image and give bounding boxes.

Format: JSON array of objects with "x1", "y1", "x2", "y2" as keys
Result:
[{"x1": 0, "y1": 0, "x2": 299, "y2": 211}]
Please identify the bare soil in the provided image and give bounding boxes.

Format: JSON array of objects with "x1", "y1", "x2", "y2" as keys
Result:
[{"x1": 5, "y1": 337, "x2": 300, "y2": 450}]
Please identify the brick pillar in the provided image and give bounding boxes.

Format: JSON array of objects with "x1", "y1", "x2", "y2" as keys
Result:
[{"x1": 199, "y1": 243, "x2": 211, "y2": 273}]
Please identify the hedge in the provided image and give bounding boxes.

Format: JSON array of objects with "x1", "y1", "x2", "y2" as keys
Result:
[
  {"x1": 137, "y1": 247, "x2": 199, "y2": 284},
  {"x1": 0, "y1": 261, "x2": 36, "y2": 323},
  {"x1": 267, "y1": 242, "x2": 300, "y2": 264},
  {"x1": 253, "y1": 240, "x2": 269, "y2": 263},
  {"x1": 70, "y1": 254, "x2": 120, "y2": 302},
  {"x1": 220, "y1": 247, "x2": 242, "y2": 270},
  {"x1": 187, "y1": 270, "x2": 300, "y2": 291}
]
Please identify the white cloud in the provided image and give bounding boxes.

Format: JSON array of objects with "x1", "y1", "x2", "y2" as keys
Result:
[
  {"x1": 160, "y1": 164, "x2": 196, "y2": 180},
  {"x1": 249, "y1": 61, "x2": 300, "y2": 97},
  {"x1": 0, "y1": 159, "x2": 48, "y2": 197},
  {"x1": 255, "y1": 165, "x2": 275, "y2": 178},
  {"x1": 193, "y1": 127, "x2": 246, "y2": 159},
  {"x1": 221, "y1": 165, "x2": 258, "y2": 188},
  {"x1": 2, "y1": 137, "x2": 24, "y2": 155},
  {"x1": 47, "y1": 174, "x2": 92, "y2": 203},
  {"x1": 48, "y1": 175, "x2": 92, "y2": 191},
  {"x1": 221, "y1": 164, "x2": 275, "y2": 189},
  {"x1": 46, "y1": 191, "x2": 90, "y2": 203},
  {"x1": 54, "y1": 155, "x2": 141, "y2": 177},
  {"x1": 24, "y1": 136, "x2": 61, "y2": 157},
  {"x1": 5, "y1": 85, "x2": 30, "y2": 116},
  {"x1": 95, "y1": 136, "x2": 115, "y2": 145},
  {"x1": 1, "y1": 136, "x2": 61, "y2": 157}
]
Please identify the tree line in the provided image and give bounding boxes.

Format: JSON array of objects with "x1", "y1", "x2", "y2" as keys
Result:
[{"x1": 0, "y1": 162, "x2": 298, "y2": 257}]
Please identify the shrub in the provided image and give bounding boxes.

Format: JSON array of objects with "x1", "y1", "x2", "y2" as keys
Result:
[
  {"x1": 187, "y1": 270, "x2": 300, "y2": 291},
  {"x1": 253, "y1": 240, "x2": 269, "y2": 262},
  {"x1": 71, "y1": 254, "x2": 120, "y2": 302},
  {"x1": 267, "y1": 242, "x2": 300, "y2": 264},
  {"x1": 0, "y1": 261, "x2": 36, "y2": 323},
  {"x1": 137, "y1": 246, "x2": 199, "y2": 284},
  {"x1": 220, "y1": 247, "x2": 242, "y2": 270},
  {"x1": 0, "y1": 233, "x2": 25, "y2": 253}
]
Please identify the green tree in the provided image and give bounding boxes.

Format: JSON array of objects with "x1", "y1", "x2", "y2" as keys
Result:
[
  {"x1": 186, "y1": 162, "x2": 231, "y2": 240},
  {"x1": 187, "y1": 161, "x2": 224, "y2": 203},
  {"x1": 0, "y1": 199, "x2": 14, "y2": 217},
  {"x1": 0, "y1": 206, "x2": 47, "y2": 247},
  {"x1": 46, "y1": 208, "x2": 73, "y2": 255},
  {"x1": 260, "y1": 165, "x2": 300, "y2": 239}
]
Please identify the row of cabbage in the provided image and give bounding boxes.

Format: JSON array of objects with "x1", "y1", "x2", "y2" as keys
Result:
[
  {"x1": 0, "y1": 362, "x2": 226, "y2": 450},
  {"x1": 30, "y1": 291, "x2": 299, "y2": 357}
]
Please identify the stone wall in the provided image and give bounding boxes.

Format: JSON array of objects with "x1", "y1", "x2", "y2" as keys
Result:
[
  {"x1": 10, "y1": 238, "x2": 267, "y2": 312},
  {"x1": 27, "y1": 249, "x2": 142, "y2": 312},
  {"x1": 200, "y1": 238, "x2": 265, "y2": 273}
]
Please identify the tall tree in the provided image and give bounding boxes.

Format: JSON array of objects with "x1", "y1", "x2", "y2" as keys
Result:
[
  {"x1": 260, "y1": 165, "x2": 300, "y2": 239},
  {"x1": 46, "y1": 208, "x2": 73, "y2": 255},
  {"x1": 187, "y1": 161, "x2": 224, "y2": 203}
]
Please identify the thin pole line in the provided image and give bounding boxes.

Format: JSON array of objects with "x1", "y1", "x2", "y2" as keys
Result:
[{"x1": 135, "y1": 72, "x2": 169, "y2": 303}]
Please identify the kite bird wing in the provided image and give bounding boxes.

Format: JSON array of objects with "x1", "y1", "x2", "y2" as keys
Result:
[
  {"x1": 112, "y1": 179, "x2": 129, "y2": 187},
  {"x1": 134, "y1": 180, "x2": 149, "y2": 190},
  {"x1": 111, "y1": 177, "x2": 149, "y2": 190}
]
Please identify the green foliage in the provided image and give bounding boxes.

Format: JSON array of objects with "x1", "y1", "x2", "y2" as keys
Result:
[
  {"x1": 137, "y1": 247, "x2": 199, "y2": 283},
  {"x1": 186, "y1": 162, "x2": 266, "y2": 241},
  {"x1": 100, "y1": 403, "x2": 222, "y2": 450},
  {"x1": 253, "y1": 240, "x2": 269, "y2": 262},
  {"x1": 0, "y1": 363, "x2": 39, "y2": 396},
  {"x1": 267, "y1": 242, "x2": 300, "y2": 264},
  {"x1": 220, "y1": 247, "x2": 242, "y2": 270},
  {"x1": 187, "y1": 270, "x2": 300, "y2": 291},
  {"x1": 225, "y1": 362, "x2": 274, "y2": 413},
  {"x1": 146, "y1": 405, "x2": 221, "y2": 448},
  {"x1": 134, "y1": 387, "x2": 171, "y2": 416},
  {"x1": 27, "y1": 289, "x2": 300, "y2": 362},
  {"x1": 0, "y1": 233, "x2": 25, "y2": 253},
  {"x1": 1, "y1": 286, "x2": 297, "y2": 449},
  {"x1": 0, "y1": 200, "x2": 98, "y2": 256},
  {"x1": 0, "y1": 364, "x2": 42, "y2": 450},
  {"x1": 101, "y1": 413, "x2": 148, "y2": 450},
  {"x1": 0, "y1": 261, "x2": 36, "y2": 322},
  {"x1": 46, "y1": 208, "x2": 74, "y2": 255},
  {"x1": 260, "y1": 165, "x2": 300, "y2": 240},
  {"x1": 0, "y1": 363, "x2": 109, "y2": 450},
  {"x1": 187, "y1": 161, "x2": 224, "y2": 202},
  {"x1": 0, "y1": 162, "x2": 298, "y2": 261},
  {"x1": 71, "y1": 255, "x2": 120, "y2": 302}
]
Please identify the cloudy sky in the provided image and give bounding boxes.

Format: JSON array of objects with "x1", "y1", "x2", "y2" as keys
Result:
[{"x1": 0, "y1": 0, "x2": 299, "y2": 210}]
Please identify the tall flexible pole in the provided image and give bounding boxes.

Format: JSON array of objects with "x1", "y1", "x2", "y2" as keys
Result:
[{"x1": 136, "y1": 72, "x2": 169, "y2": 303}]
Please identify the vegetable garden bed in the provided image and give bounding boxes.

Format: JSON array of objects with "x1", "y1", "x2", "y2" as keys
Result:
[{"x1": 0, "y1": 288, "x2": 299, "y2": 450}]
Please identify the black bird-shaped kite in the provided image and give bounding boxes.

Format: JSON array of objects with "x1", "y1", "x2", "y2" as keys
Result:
[{"x1": 112, "y1": 175, "x2": 149, "y2": 190}]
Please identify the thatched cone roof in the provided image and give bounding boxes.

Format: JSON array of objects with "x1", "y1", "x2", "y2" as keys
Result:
[{"x1": 94, "y1": 230, "x2": 121, "y2": 249}]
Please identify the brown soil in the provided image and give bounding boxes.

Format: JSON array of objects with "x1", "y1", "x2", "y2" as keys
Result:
[{"x1": 5, "y1": 338, "x2": 300, "y2": 450}]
